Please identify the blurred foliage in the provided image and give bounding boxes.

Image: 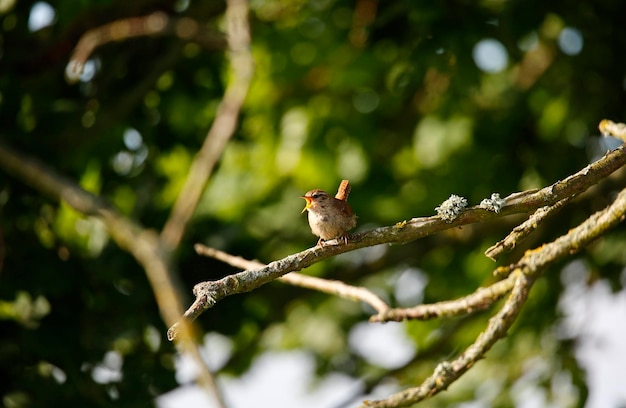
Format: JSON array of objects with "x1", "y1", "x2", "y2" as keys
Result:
[{"x1": 1, "y1": 0, "x2": 626, "y2": 406}]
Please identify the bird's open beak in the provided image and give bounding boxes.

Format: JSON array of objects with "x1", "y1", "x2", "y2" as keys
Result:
[{"x1": 300, "y1": 196, "x2": 312, "y2": 213}]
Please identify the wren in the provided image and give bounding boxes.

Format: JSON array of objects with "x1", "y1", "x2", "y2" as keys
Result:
[{"x1": 301, "y1": 180, "x2": 357, "y2": 246}]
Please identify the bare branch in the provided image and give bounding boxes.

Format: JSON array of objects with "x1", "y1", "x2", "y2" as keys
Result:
[
  {"x1": 168, "y1": 144, "x2": 626, "y2": 340},
  {"x1": 362, "y1": 186, "x2": 626, "y2": 407},
  {"x1": 160, "y1": 0, "x2": 254, "y2": 250},
  {"x1": 362, "y1": 272, "x2": 534, "y2": 408},
  {"x1": 369, "y1": 274, "x2": 516, "y2": 323},
  {"x1": 66, "y1": 12, "x2": 225, "y2": 82},
  {"x1": 166, "y1": 244, "x2": 353, "y2": 340},
  {"x1": 194, "y1": 243, "x2": 264, "y2": 270},
  {"x1": 485, "y1": 197, "x2": 572, "y2": 261},
  {"x1": 194, "y1": 244, "x2": 390, "y2": 313}
]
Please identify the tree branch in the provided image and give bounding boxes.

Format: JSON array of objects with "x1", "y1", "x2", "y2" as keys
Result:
[
  {"x1": 0, "y1": 141, "x2": 224, "y2": 408},
  {"x1": 362, "y1": 184, "x2": 626, "y2": 407},
  {"x1": 194, "y1": 244, "x2": 391, "y2": 313},
  {"x1": 363, "y1": 271, "x2": 534, "y2": 408},
  {"x1": 160, "y1": 0, "x2": 254, "y2": 249},
  {"x1": 485, "y1": 196, "x2": 572, "y2": 261},
  {"x1": 167, "y1": 143, "x2": 626, "y2": 340},
  {"x1": 66, "y1": 12, "x2": 225, "y2": 82},
  {"x1": 369, "y1": 273, "x2": 516, "y2": 323}
]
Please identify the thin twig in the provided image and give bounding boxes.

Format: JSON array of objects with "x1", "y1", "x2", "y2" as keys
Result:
[
  {"x1": 485, "y1": 196, "x2": 572, "y2": 261},
  {"x1": 369, "y1": 274, "x2": 516, "y2": 323},
  {"x1": 168, "y1": 144, "x2": 626, "y2": 340},
  {"x1": 363, "y1": 186, "x2": 626, "y2": 407},
  {"x1": 194, "y1": 244, "x2": 390, "y2": 313},
  {"x1": 160, "y1": 0, "x2": 254, "y2": 250}
]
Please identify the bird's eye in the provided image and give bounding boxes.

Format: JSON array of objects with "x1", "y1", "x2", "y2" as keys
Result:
[{"x1": 312, "y1": 192, "x2": 323, "y2": 199}]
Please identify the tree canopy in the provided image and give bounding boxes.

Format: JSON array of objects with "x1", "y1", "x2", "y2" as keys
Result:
[{"x1": 1, "y1": 0, "x2": 626, "y2": 407}]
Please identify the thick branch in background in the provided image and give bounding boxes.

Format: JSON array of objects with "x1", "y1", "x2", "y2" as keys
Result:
[
  {"x1": 0, "y1": 141, "x2": 226, "y2": 405},
  {"x1": 168, "y1": 143, "x2": 626, "y2": 340},
  {"x1": 160, "y1": 0, "x2": 254, "y2": 249}
]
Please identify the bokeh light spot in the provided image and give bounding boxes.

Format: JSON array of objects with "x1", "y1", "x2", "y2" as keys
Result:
[
  {"x1": 28, "y1": 2, "x2": 55, "y2": 31},
  {"x1": 473, "y1": 38, "x2": 508, "y2": 73},
  {"x1": 558, "y1": 27, "x2": 583, "y2": 56}
]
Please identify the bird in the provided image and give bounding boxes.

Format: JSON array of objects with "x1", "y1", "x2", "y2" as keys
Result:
[{"x1": 300, "y1": 180, "x2": 357, "y2": 246}]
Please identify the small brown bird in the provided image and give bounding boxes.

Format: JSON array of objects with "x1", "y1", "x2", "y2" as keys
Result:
[{"x1": 300, "y1": 180, "x2": 357, "y2": 246}]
